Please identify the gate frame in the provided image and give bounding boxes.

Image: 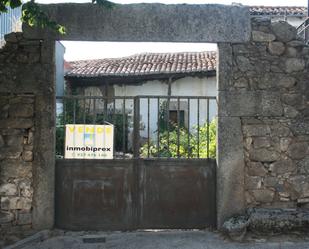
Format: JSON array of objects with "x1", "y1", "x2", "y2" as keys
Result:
[{"x1": 21, "y1": 3, "x2": 250, "y2": 230}]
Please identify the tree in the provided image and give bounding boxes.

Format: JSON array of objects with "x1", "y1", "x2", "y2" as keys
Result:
[{"x1": 0, "y1": 0, "x2": 115, "y2": 34}]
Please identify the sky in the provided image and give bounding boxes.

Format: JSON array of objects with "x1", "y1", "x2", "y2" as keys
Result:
[{"x1": 37, "y1": 0, "x2": 307, "y2": 61}]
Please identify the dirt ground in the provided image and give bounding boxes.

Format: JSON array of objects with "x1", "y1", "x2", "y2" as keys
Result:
[{"x1": 13, "y1": 230, "x2": 309, "y2": 249}]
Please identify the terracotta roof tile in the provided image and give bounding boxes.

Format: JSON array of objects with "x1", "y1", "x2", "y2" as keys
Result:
[
  {"x1": 249, "y1": 6, "x2": 307, "y2": 16},
  {"x1": 66, "y1": 51, "x2": 217, "y2": 78}
]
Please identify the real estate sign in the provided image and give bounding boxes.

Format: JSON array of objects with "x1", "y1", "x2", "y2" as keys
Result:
[{"x1": 65, "y1": 124, "x2": 114, "y2": 159}]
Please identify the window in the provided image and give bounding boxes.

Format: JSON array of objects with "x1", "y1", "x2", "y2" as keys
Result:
[{"x1": 169, "y1": 110, "x2": 185, "y2": 127}]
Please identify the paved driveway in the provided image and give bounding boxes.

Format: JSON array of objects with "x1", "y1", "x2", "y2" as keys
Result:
[{"x1": 17, "y1": 230, "x2": 309, "y2": 249}]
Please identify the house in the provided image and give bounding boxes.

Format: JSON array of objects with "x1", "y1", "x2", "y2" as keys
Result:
[
  {"x1": 0, "y1": 6, "x2": 22, "y2": 48},
  {"x1": 64, "y1": 51, "x2": 217, "y2": 146},
  {"x1": 249, "y1": 5, "x2": 307, "y2": 27}
]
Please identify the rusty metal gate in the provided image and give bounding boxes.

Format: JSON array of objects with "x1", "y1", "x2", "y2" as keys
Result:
[{"x1": 55, "y1": 95, "x2": 217, "y2": 230}]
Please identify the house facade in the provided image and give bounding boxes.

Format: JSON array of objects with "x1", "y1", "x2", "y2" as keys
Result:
[{"x1": 65, "y1": 51, "x2": 217, "y2": 144}]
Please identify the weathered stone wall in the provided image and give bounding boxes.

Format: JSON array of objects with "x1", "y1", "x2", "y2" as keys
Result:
[
  {"x1": 0, "y1": 94, "x2": 34, "y2": 242},
  {"x1": 0, "y1": 33, "x2": 56, "y2": 244},
  {"x1": 231, "y1": 18, "x2": 309, "y2": 209}
]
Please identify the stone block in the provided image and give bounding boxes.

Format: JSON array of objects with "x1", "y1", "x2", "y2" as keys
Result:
[
  {"x1": 285, "y1": 47, "x2": 297, "y2": 57},
  {"x1": 217, "y1": 116, "x2": 245, "y2": 227},
  {"x1": 287, "y1": 142, "x2": 308, "y2": 160},
  {"x1": 279, "y1": 138, "x2": 291, "y2": 152},
  {"x1": 249, "y1": 148, "x2": 280, "y2": 162},
  {"x1": 9, "y1": 96, "x2": 34, "y2": 105},
  {"x1": 5, "y1": 135, "x2": 24, "y2": 148},
  {"x1": 270, "y1": 123, "x2": 291, "y2": 137},
  {"x1": 277, "y1": 76, "x2": 296, "y2": 88},
  {"x1": 22, "y1": 151, "x2": 33, "y2": 162},
  {"x1": 261, "y1": 92, "x2": 283, "y2": 116},
  {"x1": 17, "y1": 211, "x2": 32, "y2": 225},
  {"x1": 298, "y1": 156, "x2": 309, "y2": 174},
  {"x1": 247, "y1": 162, "x2": 268, "y2": 176},
  {"x1": 0, "y1": 148, "x2": 22, "y2": 160},
  {"x1": 271, "y1": 21, "x2": 297, "y2": 42},
  {"x1": 4, "y1": 33, "x2": 18, "y2": 43},
  {"x1": 284, "y1": 106, "x2": 299, "y2": 118},
  {"x1": 18, "y1": 179, "x2": 33, "y2": 198},
  {"x1": 253, "y1": 137, "x2": 271, "y2": 148},
  {"x1": 249, "y1": 208, "x2": 309, "y2": 234},
  {"x1": 268, "y1": 41, "x2": 285, "y2": 55},
  {"x1": 282, "y1": 93, "x2": 303, "y2": 106},
  {"x1": 252, "y1": 189, "x2": 275, "y2": 203},
  {"x1": 24, "y1": 3, "x2": 251, "y2": 43},
  {"x1": 9, "y1": 104, "x2": 34, "y2": 118},
  {"x1": 219, "y1": 90, "x2": 282, "y2": 117},
  {"x1": 243, "y1": 124, "x2": 271, "y2": 137},
  {"x1": 222, "y1": 216, "x2": 249, "y2": 241},
  {"x1": 0, "y1": 183, "x2": 18, "y2": 196},
  {"x1": 288, "y1": 176, "x2": 309, "y2": 196},
  {"x1": 0, "y1": 211, "x2": 14, "y2": 224},
  {"x1": 0, "y1": 119, "x2": 33, "y2": 129},
  {"x1": 1, "y1": 197, "x2": 31, "y2": 210},
  {"x1": 287, "y1": 40, "x2": 305, "y2": 47},
  {"x1": 290, "y1": 119, "x2": 309, "y2": 135},
  {"x1": 252, "y1": 31, "x2": 275, "y2": 42},
  {"x1": 285, "y1": 58, "x2": 305, "y2": 73},
  {"x1": 264, "y1": 177, "x2": 279, "y2": 188},
  {"x1": 0, "y1": 160, "x2": 32, "y2": 180},
  {"x1": 246, "y1": 176, "x2": 262, "y2": 190},
  {"x1": 269, "y1": 159, "x2": 296, "y2": 175}
]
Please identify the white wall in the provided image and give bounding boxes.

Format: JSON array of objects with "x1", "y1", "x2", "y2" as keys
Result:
[{"x1": 113, "y1": 76, "x2": 217, "y2": 140}]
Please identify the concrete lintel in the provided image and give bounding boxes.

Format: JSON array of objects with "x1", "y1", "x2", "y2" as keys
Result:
[
  {"x1": 217, "y1": 116, "x2": 245, "y2": 227},
  {"x1": 23, "y1": 3, "x2": 251, "y2": 43}
]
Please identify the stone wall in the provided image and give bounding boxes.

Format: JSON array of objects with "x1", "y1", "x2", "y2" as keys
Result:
[
  {"x1": 0, "y1": 33, "x2": 56, "y2": 244},
  {"x1": 0, "y1": 94, "x2": 34, "y2": 243},
  {"x1": 231, "y1": 18, "x2": 309, "y2": 209}
]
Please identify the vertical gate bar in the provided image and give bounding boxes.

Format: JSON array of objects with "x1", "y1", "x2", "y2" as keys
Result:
[
  {"x1": 177, "y1": 96, "x2": 180, "y2": 158},
  {"x1": 157, "y1": 97, "x2": 160, "y2": 157},
  {"x1": 93, "y1": 99, "x2": 96, "y2": 124},
  {"x1": 63, "y1": 97, "x2": 66, "y2": 126},
  {"x1": 73, "y1": 99, "x2": 76, "y2": 124},
  {"x1": 166, "y1": 96, "x2": 170, "y2": 157},
  {"x1": 187, "y1": 98, "x2": 190, "y2": 158},
  {"x1": 103, "y1": 97, "x2": 106, "y2": 124},
  {"x1": 197, "y1": 98, "x2": 200, "y2": 158},
  {"x1": 133, "y1": 97, "x2": 140, "y2": 159},
  {"x1": 207, "y1": 98, "x2": 210, "y2": 158},
  {"x1": 62, "y1": 97, "x2": 66, "y2": 157},
  {"x1": 122, "y1": 98, "x2": 126, "y2": 158},
  {"x1": 113, "y1": 98, "x2": 116, "y2": 158},
  {"x1": 147, "y1": 97, "x2": 150, "y2": 158},
  {"x1": 83, "y1": 98, "x2": 86, "y2": 123}
]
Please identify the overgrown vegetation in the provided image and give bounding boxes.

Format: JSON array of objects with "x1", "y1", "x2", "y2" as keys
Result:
[
  {"x1": 0, "y1": 0, "x2": 115, "y2": 34},
  {"x1": 140, "y1": 119, "x2": 216, "y2": 158}
]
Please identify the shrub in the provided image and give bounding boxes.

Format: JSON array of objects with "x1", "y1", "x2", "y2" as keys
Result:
[{"x1": 140, "y1": 118, "x2": 217, "y2": 158}]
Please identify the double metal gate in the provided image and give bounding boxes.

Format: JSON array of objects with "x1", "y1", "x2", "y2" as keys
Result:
[
  {"x1": 55, "y1": 95, "x2": 217, "y2": 230},
  {"x1": 56, "y1": 158, "x2": 216, "y2": 230}
]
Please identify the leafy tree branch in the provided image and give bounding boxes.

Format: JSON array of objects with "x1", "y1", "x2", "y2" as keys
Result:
[{"x1": 0, "y1": 0, "x2": 115, "y2": 34}]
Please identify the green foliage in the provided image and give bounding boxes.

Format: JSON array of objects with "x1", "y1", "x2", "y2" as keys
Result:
[
  {"x1": 56, "y1": 98, "x2": 128, "y2": 156},
  {"x1": 0, "y1": 0, "x2": 116, "y2": 34},
  {"x1": 140, "y1": 119, "x2": 217, "y2": 158}
]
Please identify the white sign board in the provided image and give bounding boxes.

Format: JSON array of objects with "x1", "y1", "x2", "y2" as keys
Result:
[{"x1": 65, "y1": 124, "x2": 114, "y2": 159}]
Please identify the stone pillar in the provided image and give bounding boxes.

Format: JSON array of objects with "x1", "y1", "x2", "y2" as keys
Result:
[{"x1": 0, "y1": 33, "x2": 56, "y2": 243}]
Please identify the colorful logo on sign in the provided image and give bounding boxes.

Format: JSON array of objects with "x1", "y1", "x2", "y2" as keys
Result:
[{"x1": 84, "y1": 133, "x2": 95, "y2": 145}]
